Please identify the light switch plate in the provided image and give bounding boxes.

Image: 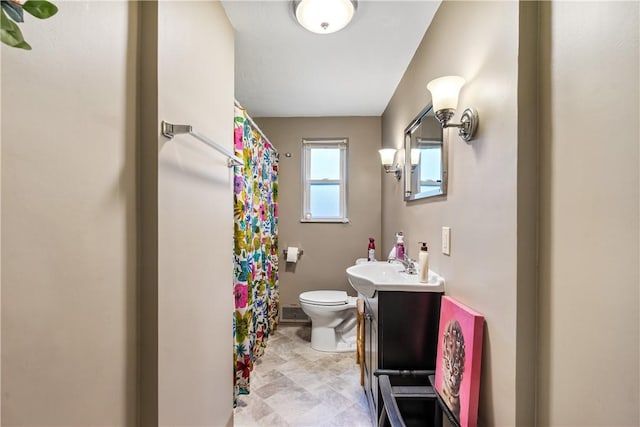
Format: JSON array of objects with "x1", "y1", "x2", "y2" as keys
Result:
[{"x1": 442, "y1": 227, "x2": 451, "y2": 255}]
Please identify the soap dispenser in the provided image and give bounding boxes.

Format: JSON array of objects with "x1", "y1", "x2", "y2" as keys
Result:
[{"x1": 418, "y1": 242, "x2": 429, "y2": 283}]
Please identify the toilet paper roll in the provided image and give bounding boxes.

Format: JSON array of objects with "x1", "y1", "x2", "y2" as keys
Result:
[{"x1": 286, "y1": 247, "x2": 299, "y2": 263}]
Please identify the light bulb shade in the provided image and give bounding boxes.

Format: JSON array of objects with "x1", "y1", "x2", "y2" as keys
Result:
[
  {"x1": 410, "y1": 148, "x2": 421, "y2": 166},
  {"x1": 294, "y1": 0, "x2": 356, "y2": 34},
  {"x1": 378, "y1": 148, "x2": 397, "y2": 166},
  {"x1": 427, "y1": 76, "x2": 466, "y2": 112}
]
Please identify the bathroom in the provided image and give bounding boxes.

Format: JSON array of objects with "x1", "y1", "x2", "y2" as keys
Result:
[{"x1": 1, "y1": 1, "x2": 638, "y2": 426}]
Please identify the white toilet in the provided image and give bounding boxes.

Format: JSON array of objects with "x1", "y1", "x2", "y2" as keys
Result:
[{"x1": 299, "y1": 290, "x2": 357, "y2": 352}]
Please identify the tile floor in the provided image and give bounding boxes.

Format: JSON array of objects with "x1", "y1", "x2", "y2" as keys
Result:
[{"x1": 234, "y1": 324, "x2": 373, "y2": 427}]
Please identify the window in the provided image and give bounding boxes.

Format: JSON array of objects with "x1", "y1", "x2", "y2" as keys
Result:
[
  {"x1": 418, "y1": 144, "x2": 442, "y2": 194},
  {"x1": 301, "y1": 138, "x2": 348, "y2": 222}
]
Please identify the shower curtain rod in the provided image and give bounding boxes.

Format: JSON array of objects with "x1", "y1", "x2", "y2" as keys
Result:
[
  {"x1": 161, "y1": 121, "x2": 243, "y2": 168},
  {"x1": 234, "y1": 100, "x2": 271, "y2": 147}
]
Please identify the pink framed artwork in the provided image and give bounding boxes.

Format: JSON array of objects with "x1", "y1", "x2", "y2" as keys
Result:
[{"x1": 435, "y1": 296, "x2": 484, "y2": 427}]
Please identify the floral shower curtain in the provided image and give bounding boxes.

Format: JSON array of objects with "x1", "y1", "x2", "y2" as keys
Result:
[{"x1": 233, "y1": 104, "x2": 279, "y2": 402}]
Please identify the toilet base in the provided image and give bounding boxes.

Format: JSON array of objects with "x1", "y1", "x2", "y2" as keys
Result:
[{"x1": 310, "y1": 325, "x2": 357, "y2": 353}]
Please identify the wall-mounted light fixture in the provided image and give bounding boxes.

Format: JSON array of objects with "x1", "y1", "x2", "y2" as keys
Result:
[
  {"x1": 410, "y1": 148, "x2": 420, "y2": 171},
  {"x1": 379, "y1": 148, "x2": 402, "y2": 180},
  {"x1": 293, "y1": 0, "x2": 357, "y2": 34},
  {"x1": 426, "y1": 76, "x2": 479, "y2": 142}
]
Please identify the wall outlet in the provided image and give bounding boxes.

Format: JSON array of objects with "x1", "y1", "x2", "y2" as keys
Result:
[{"x1": 442, "y1": 227, "x2": 451, "y2": 255}]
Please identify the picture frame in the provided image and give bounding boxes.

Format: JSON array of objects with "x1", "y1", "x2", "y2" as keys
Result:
[{"x1": 435, "y1": 296, "x2": 484, "y2": 427}]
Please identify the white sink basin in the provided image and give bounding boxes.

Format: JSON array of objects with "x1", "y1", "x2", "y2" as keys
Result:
[{"x1": 346, "y1": 261, "x2": 445, "y2": 298}]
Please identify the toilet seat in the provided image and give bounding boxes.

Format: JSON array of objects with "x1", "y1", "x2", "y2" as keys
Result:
[{"x1": 300, "y1": 290, "x2": 349, "y2": 306}]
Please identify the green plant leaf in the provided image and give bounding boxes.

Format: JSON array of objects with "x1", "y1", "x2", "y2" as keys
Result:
[
  {"x1": 1, "y1": 28, "x2": 32, "y2": 49},
  {"x1": 1, "y1": 8, "x2": 16, "y2": 30},
  {"x1": 13, "y1": 39, "x2": 31, "y2": 49},
  {"x1": 1, "y1": 8, "x2": 31, "y2": 49},
  {"x1": 2, "y1": 1, "x2": 24, "y2": 23},
  {"x1": 23, "y1": 0, "x2": 57, "y2": 19}
]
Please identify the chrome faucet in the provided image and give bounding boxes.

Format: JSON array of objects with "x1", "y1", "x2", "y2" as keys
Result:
[{"x1": 389, "y1": 256, "x2": 417, "y2": 275}]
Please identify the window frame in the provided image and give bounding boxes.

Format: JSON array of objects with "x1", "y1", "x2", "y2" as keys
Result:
[{"x1": 300, "y1": 138, "x2": 349, "y2": 223}]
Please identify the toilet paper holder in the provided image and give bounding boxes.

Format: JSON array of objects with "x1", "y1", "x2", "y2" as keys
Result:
[{"x1": 283, "y1": 248, "x2": 304, "y2": 259}]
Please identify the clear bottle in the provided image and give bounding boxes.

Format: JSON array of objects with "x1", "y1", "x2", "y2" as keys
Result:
[
  {"x1": 395, "y1": 232, "x2": 405, "y2": 260},
  {"x1": 418, "y1": 242, "x2": 429, "y2": 283},
  {"x1": 368, "y1": 237, "x2": 376, "y2": 261}
]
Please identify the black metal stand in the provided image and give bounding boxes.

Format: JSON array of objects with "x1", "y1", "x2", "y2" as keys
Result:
[{"x1": 373, "y1": 370, "x2": 461, "y2": 427}]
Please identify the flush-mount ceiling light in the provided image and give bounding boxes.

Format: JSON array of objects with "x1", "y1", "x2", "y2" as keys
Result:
[{"x1": 293, "y1": 0, "x2": 357, "y2": 35}]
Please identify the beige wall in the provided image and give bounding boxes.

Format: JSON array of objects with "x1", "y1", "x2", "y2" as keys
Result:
[
  {"x1": 515, "y1": 2, "x2": 539, "y2": 425},
  {"x1": 1, "y1": 23, "x2": 4, "y2": 422},
  {"x1": 155, "y1": 1, "x2": 234, "y2": 425},
  {"x1": 381, "y1": 2, "x2": 536, "y2": 425},
  {"x1": 538, "y1": 2, "x2": 639, "y2": 425},
  {"x1": 1, "y1": 2, "x2": 138, "y2": 424},
  {"x1": 1, "y1": 1, "x2": 236, "y2": 425},
  {"x1": 255, "y1": 117, "x2": 381, "y2": 308},
  {"x1": 139, "y1": 2, "x2": 158, "y2": 423},
  {"x1": 1, "y1": 33, "x2": 3, "y2": 421}
]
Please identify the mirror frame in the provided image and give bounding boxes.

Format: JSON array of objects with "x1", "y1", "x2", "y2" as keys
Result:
[{"x1": 403, "y1": 104, "x2": 448, "y2": 201}]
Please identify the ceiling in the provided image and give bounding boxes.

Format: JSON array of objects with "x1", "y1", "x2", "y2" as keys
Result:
[{"x1": 221, "y1": 1, "x2": 442, "y2": 118}]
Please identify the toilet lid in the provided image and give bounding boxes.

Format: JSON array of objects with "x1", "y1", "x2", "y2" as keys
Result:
[{"x1": 300, "y1": 290, "x2": 349, "y2": 306}]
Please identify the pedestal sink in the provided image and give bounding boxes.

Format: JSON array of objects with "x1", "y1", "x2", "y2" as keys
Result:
[{"x1": 346, "y1": 261, "x2": 445, "y2": 298}]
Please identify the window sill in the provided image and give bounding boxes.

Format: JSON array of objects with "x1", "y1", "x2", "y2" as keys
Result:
[{"x1": 300, "y1": 218, "x2": 350, "y2": 224}]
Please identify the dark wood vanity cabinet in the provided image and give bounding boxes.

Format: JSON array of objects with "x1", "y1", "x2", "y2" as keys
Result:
[{"x1": 362, "y1": 291, "x2": 443, "y2": 425}]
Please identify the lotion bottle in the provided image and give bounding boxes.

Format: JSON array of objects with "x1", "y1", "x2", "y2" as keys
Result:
[{"x1": 418, "y1": 242, "x2": 429, "y2": 283}]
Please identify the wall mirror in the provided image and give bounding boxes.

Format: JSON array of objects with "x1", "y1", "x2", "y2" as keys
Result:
[{"x1": 404, "y1": 104, "x2": 447, "y2": 201}]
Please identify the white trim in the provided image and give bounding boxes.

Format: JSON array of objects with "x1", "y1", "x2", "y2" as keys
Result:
[
  {"x1": 300, "y1": 218, "x2": 350, "y2": 224},
  {"x1": 301, "y1": 138, "x2": 348, "y2": 222}
]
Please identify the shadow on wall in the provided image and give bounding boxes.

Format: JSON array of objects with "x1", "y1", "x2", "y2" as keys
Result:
[{"x1": 283, "y1": 247, "x2": 304, "y2": 273}]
